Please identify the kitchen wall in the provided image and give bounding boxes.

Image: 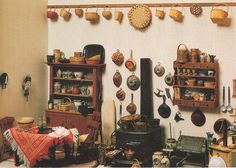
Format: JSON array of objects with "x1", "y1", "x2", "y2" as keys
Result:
[
  {"x1": 0, "y1": 1, "x2": 48, "y2": 120},
  {"x1": 48, "y1": 0, "x2": 236, "y2": 140}
]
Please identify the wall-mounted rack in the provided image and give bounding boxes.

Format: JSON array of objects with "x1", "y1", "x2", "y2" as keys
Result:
[{"x1": 48, "y1": 2, "x2": 236, "y2": 9}]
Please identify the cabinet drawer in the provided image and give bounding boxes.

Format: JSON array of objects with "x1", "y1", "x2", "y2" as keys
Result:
[
  {"x1": 46, "y1": 112, "x2": 67, "y2": 127},
  {"x1": 200, "y1": 63, "x2": 215, "y2": 69}
]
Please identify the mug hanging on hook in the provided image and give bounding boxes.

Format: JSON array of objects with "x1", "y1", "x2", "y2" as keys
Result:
[
  {"x1": 102, "y1": 8, "x2": 112, "y2": 20},
  {"x1": 156, "y1": 7, "x2": 165, "y2": 19},
  {"x1": 75, "y1": 8, "x2": 84, "y2": 18}
]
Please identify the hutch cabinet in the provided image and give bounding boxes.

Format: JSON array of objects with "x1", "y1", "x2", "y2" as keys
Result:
[{"x1": 45, "y1": 63, "x2": 105, "y2": 134}]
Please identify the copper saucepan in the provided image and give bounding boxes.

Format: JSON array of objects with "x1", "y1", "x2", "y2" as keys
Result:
[{"x1": 125, "y1": 49, "x2": 136, "y2": 71}]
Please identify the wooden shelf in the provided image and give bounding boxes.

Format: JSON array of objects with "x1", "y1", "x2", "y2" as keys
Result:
[
  {"x1": 173, "y1": 99, "x2": 216, "y2": 108},
  {"x1": 46, "y1": 109, "x2": 93, "y2": 116},
  {"x1": 53, "y1": 93, "x2": 92, "y2": 98},
  {"x1": 47, "y1": 62, "x2": 106, "y2": 68},
  {"x1": 48, "y1": 2, "x2": 236, "y2": 9},
  {"x1": 173, "y1": 85, "x2": 215, "y2": 89},
  {"x1": 53, "y1": 77, "x2": 93, "y2": 82},
  {"x1": 174, "y1": 75, "x2": 215, "y2": 78}
]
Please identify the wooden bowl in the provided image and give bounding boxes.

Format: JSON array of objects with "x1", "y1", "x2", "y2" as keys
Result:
[
  {"x1": 87, "y1": 54, "x2": 101, "y2": 61},
  {"x1": 86, "y1": 59, "x2": 100, "y2": 65}
]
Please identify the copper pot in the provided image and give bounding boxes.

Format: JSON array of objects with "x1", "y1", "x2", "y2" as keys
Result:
[{"x1": 125, "y1": 50, "x2": 136, "y2": 71}]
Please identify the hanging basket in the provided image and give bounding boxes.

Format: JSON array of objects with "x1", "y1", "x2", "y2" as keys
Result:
[{"x1": 176, "y1": 44, "x2": 189, "y2": 63}]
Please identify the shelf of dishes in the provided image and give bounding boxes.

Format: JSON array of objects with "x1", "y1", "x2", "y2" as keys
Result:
[
  {"x1": 174, "y1": 68, "x2": 215, "y2": 77},
  {"x1": 174, "y1": 88, "x2": 215, "y2": 101},
  {"x1": 53, "y1": 77, "x2": 93, "y2": 82},
  {"x1": 54, "y1": 69, "x2": 93, "y2": 80},
  {"x1": 53, "y1": 82, "x2": 93, "y2": 96},
  {"x1": 52, "y1": 98, "x2": 94, "y2": 116}
]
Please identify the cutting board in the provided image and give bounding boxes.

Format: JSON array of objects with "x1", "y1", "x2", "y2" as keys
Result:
[{"x1": 101, "y1": 98, "x2": 116, "y2": 145}]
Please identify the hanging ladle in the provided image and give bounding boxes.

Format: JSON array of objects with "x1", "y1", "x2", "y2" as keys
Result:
[
  {"x1": 226, "y1": 86, "x2": 233, "y2": 113},
  {"x1": 221, "y1": 86, "x2": 226, "y2": 113}
]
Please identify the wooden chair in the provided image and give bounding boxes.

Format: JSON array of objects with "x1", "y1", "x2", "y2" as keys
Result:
[
  {"x1": 75, "y1": 112, "x2": 101, "y2": 161},
  {"x1": 0, "y1": 117, "x2": 15, "y2": 161}
]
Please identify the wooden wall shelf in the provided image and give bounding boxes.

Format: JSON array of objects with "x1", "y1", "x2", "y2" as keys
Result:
[{"x1": 48, "y1": 2, "x2": 236, "y2": 9}]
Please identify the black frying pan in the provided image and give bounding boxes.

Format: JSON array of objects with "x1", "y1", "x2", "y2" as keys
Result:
[{"x1": 158, "y1": 95, "x2": 171, "y2": 118}]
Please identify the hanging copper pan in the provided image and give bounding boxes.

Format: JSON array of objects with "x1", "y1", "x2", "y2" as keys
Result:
[{"x1": 125, "y1": 49, "x2": 136, "y2": 71}]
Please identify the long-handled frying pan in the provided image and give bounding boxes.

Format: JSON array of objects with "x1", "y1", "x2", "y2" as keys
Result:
[
  {"x1": 126, "y1": 93, "x2": 136, "y2": 114},
  {"x1": 158, "y1": 95, "x2": 171, "y2": 118}
]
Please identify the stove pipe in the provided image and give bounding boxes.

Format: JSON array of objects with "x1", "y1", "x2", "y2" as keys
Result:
[{"x1": 140, "y1": 58, "x2": 153, "y2": 120}]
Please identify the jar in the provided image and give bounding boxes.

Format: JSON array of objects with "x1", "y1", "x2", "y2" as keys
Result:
[
  {"x1": 165, "y1": 138, "x2": 177, "y2": 149},
  {"x1": 53, "y1": 49, "x2": 62, "y2": 63},
  {"x1": 54, "y1": 82, "x2": 61, "y2": 93},
  {"x1": 190, "y1": 48, "x2": 199, "y2": 62},
  {"x1": 199, "y1": 93, "x2": 205, "y2": 101},
  {"x1": 152, "y1": 151, "x2": 163, "y2": 168}
]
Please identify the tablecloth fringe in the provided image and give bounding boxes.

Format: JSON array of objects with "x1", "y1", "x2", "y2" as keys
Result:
[{"x1": 3, "y1": 129, "x2": 30, "y2": 167}]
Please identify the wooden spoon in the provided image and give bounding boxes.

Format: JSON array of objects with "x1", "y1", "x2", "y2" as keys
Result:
[{"x1": 126, "y1": 93, "x2": 136, "y2": 114}]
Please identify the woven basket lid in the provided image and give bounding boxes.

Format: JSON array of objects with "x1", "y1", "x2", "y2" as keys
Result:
[{"x1": 128, "y1": 4, "x2": 152, "y2": 30}]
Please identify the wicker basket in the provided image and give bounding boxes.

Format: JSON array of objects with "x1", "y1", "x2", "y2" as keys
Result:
[
  {"x1": 177, "y1": 44, "x2": 189, "y2": 63},
  {"x1": 59, "y1": 97, "x2": 72, "y2": 111}
]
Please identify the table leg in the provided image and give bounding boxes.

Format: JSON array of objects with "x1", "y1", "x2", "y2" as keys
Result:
[{"x1": 14, "y1": 150, "x2": 20, "y2": 166}]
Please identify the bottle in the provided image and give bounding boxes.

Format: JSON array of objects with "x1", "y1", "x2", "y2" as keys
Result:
[{"x1": 48, "y1": 96, "x2": 54, "y2": 110}]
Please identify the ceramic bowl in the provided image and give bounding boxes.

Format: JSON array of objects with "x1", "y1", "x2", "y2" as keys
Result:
[{"x1": 74, "y1": 72, "x2": 83, "y2": 79}]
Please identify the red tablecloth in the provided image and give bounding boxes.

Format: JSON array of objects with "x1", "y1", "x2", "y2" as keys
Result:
[{"x1": 4, "y1": 127, "x2": 78, "y2": 167}]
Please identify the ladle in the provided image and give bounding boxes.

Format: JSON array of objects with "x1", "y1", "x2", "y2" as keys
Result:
[
  {"x1": 221, "y1": 86, "x2": 227, "y2": 113},
  {"x1": 226, "y1": 86, "x2": 233, "y2": 112}
]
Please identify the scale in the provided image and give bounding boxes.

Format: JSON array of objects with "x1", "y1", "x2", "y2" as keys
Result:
[{"x1": 171, "y1": 134, "x2": 207, "y2": 166}]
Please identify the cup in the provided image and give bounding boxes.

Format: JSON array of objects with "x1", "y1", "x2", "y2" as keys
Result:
[
  {"x1": 85, "y1": 9, "x2": 99, "y2": 22},
  {"x1": 208, "y1": 70, "x2": 214, "y2": 77},
  {"x1": 102, "y1": 8, "x2": 112, "y2": 20},
  {"x1": 75, "y1": 8, "x2": 83, "y2": 18},
  {"x1": 114, "y1": 9, "x2": 123, "y2": 23},
  {"x1": 60, "y1": 8, "x2": 72, "y2": 21},
  {"x1": 156, "y1": 9, "x2": 165, "y2": 19}
]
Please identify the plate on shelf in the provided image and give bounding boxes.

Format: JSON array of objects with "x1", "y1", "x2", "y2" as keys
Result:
[{"x1": 83, "y1": 44, "x2": 105, "y2": 64}]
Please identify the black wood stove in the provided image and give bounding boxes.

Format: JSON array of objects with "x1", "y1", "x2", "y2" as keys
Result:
[{"x1": 110, "y1": 127, "x2": 161, "y2": 167}]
